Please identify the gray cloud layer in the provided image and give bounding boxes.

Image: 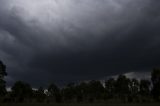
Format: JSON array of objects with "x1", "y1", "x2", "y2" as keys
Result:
[{"x1": 0, "y1": 0, "x2": 160, "y2": 87}]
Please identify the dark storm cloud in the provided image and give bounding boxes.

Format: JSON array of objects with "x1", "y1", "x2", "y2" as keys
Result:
[{"x1": 0, "y1": 0, "x2": 160, "y2": 87}]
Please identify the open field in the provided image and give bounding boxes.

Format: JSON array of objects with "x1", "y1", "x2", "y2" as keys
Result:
[{"x1": 0, "y1": 103, "x2": 160, "y2": 106}]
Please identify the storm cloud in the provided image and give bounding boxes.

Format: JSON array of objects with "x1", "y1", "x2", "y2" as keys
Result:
[{"x1": 0, "y1": 0, "x2": 160, "y2": 87}]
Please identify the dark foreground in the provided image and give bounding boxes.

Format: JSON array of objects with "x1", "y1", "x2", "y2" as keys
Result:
[{"x1": 0, "y1": 103, "x2": 160, "y2": 106}]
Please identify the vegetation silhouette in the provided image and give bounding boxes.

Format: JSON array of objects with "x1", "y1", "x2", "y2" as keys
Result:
[{"x1": 0, "y1": 60, "x2": 160, "y2": 103}]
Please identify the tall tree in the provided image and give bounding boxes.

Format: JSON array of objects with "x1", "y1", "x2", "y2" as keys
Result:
[
  {"x1": 105, "y1": 78, "x2": 116, "y2": 99},
  {"x1": 75, "y1": 82, "x2": 89, "y2": 102},
  {"x1": 115, "y1": 75, "x2": 130, "y2": 102},
  {"x1": 47, "y1": 83, "x2": 62, "y2": 103},
  {"x1": 87, "y1": 80, "x2": 104, "y2": 102},
  {"x1": 0, "y1": 60, "x2": 7, "y2": 96},
  {"x1": 35, "y1": 86, "x2": 46, "y2": 102},
  {"x1": 151, "y1": 68, "x2": 160, "y2": 101},
  {"x1": 11, "y1": 81, "x2": 33, "y2": 102},
  {"x1": 139, "y1": 79, "x2": 151, "y2": 102},
  {"x1": 129, "y1": 79, "x2": 140, "y2": 102},
  {"x1": 62, "y1": 83, "x2": 76, "y2": 102}
]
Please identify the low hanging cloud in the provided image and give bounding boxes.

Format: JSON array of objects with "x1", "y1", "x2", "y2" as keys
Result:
[{"x1": 0, "y1": 0, "x2": 160, "y2": 87}]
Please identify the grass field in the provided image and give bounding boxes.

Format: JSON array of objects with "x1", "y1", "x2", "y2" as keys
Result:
[{"x1": 0, "y1": 103, "x2": 160, "y2": 106}]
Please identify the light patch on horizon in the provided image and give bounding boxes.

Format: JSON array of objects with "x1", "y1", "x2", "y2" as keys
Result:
[
  {"x1": 124, "y1": 72, "x2": 151, "y2": 80},
  {"x1": 108, "y1": 71, "x2": 151, "y2": 80}
]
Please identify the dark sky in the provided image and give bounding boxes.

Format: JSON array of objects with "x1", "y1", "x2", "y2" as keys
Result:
[{"x1": 0, "y1": 0, "x2": 160, "y2": 87}]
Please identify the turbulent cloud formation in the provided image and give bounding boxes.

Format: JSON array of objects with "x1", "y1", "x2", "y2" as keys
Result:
[{"x1": 0, "y1": 0, "x2": 160, "y2": 87}]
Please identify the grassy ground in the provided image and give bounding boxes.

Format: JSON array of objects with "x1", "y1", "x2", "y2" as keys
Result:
[{"x1": 0, "y1": 103, "x2": 160, "y2": 106}]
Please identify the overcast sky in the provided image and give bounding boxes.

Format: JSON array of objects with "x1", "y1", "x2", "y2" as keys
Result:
[{"x1": 0, "y1": 0, "x2": 160, "y2": 87}]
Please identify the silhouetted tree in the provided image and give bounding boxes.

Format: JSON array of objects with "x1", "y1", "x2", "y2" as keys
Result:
[
  {"x1": 139, "y1": 79, "x2": 151, "y2": 102},
  {"x1": 47, "y1": 83, "x2": 62, "y2": 103},
  {"x1": 62, "y1": 83, "x2": 76, "y2": 102},
  {"x1": 115, "y1": 75, "x2": 130, "y2": 102},
  {"x1": 140, "y1": 80, "x2": 150, "y2": 96},
  {"x1": 87, "y1": 80, "x2": 104, "y2": 102},
  {"x1": 0, "y1": 60, "x2": 7, "y2": 97},
  {"x1": 1, "y1": 61, "x2": 160, "y2": 103},
  {"x1": 11, "y1": 81, "x2": 32, "y2": 102},
  {"x1": 151, "y1": 68, "x2": 160, "y2": 101},
  {"x1": 129, "y1": 79, "x2": 140, "y2": 102},
  {"x1": 105, "y1": 78, "x2": 116, "y2": 99},
  {"x1": 36, "y1": 86, "x2": 46, "y2": 102},
  {"x1": 75, "y1": 82, "x2": 89, "y2": 102}
]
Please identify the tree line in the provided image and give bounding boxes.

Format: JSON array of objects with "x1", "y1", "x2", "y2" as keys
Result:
[{"x1": 0, "y1": 60, "x2": 160, "y2": 103}]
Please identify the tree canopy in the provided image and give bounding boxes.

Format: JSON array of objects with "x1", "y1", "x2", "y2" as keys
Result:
[
  {"x1": 0, "y1": 60, "x2": 7, "y2": 96},
  {"x1": 0, "y1": 59, "x2": 160, "y2": 103}
]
